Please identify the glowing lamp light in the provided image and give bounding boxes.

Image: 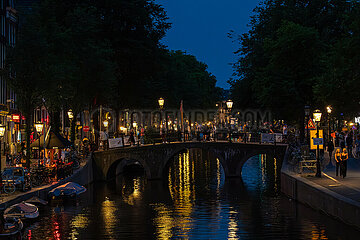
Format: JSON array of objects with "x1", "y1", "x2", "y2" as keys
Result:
[
  {"x1": 158, "y1": 98, "x2": 164, "y2": 109},
  {"x1": 103, "y1": 120, "x2": 109, "y2": 128},
  {"x1": 0, "y1": 125, "x2": 5, "y2": 137},
  {"x1": 35, "y1": 122, "x2": 44, "y2": 133},
  {"x1": 67, "y1": 109, "x2": 74, "y2": 120},
  {"x1": 120, "y1": 126, "x2": 126, "y2": 132},
  {"x1": 313, "y1": 109, "x2": 322, "y2": 123},
  {"x1": 132, "y1": 122, "x2": 137, "y2": 128},
  {"x1": 226, "y1": 100, "x2": 233, "y2": 110},
  {"x1": 327, "y1": 106, "x2": 332, "y2": 114}
]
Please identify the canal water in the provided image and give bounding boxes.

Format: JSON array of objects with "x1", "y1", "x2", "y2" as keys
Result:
[{"x1": 23, "y1": 149, "x2": 359, "y2": 239}]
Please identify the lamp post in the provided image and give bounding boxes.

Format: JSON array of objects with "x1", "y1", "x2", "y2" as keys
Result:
[
  {"x1": 0, "y1": 124, "x2": 5, "y2": 170},
  {"x1": 158, "y1": 97, "x2": 167, "y2": 131},
  {"x1": 313, "y1": 109, "x2": 322, "y2": 177},
  {"x1": 327, "y1": 106, "x2": 332, "y2": 141},
  {"x1": 67, "y1": 109, "x2": 74, "y2": 142},
  {"x1": 304, "y1": 106, "x2": 310, "y2": 145},
  {"x1": 226, "y1": 100, "x2": 233, "y2": 142},
  {"x1": 35, "y1": 122, "x2": 44, "y2": 166}
]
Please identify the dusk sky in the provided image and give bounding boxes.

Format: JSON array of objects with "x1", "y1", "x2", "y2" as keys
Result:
[{"x1": 156, "y1": 0, "x2": 262, "y2": 89}]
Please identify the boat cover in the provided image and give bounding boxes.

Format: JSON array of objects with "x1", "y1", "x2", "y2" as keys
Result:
[
  {"x1": 5, "y1": 203, "x2": 37, "y2": 215},
  {"x1": 25, "y1": 196, "x2": 48, "y2": 205},
  {"x1": 49, "y1": 182, "x2": 86, "y2": 197}
]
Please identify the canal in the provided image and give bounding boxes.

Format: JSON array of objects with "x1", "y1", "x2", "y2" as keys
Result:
[{"x1": 23, "y1": 149, "x2": 359, "y2": 239}]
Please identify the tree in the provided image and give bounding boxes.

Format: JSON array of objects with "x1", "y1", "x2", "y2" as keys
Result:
[{"x1": 230, "y1": 0, "x2": 353, "y2": 122}]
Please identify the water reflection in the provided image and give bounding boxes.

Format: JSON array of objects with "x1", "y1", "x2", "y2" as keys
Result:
[{"x1": 22, "y1": 149, "x2": 360, "y2": 239}]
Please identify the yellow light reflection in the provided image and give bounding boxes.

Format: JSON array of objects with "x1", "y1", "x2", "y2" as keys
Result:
[
  {"x1": 122, "y1": 177, "x2": 143, "y2": 206},
  {"x1": 228, "y1": 210, "x2": 239, "y2": 240},
  {"x1": 155, "y1": 150, "x2": 195, "y2": 239},
  {"x1": 311, "y1": 225, "x2": 328, "y2": 240},
  {"x1": 101, "y1": 199, "x2": 116, "y2": 237}
]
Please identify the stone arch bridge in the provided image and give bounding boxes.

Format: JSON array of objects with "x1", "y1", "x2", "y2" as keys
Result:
[{"x1": 93, "y1": 142, "x2": 287, "y2": 181}]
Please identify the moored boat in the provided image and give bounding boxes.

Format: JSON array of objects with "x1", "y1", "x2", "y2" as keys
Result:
[
  {"x1": 0, "y1": 217, "x2": 23, "y2": 239},
  {"x1": 48, "y1": 182, "x2": 86, "y2": 199},
  {"x1": 3, "y1": 203, "x2": 39, "y2": 220}
]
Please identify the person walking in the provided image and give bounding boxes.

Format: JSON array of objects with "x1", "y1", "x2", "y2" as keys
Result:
[
  {"x1": 334, "y1": 148, "x2": 341, "y2": 177},
  {"x1": 340, "y1": 148, "x2": 349, "y2": 178},
  {"x1": 327, "y1": 139, "x2": 335, "y2": 168}
]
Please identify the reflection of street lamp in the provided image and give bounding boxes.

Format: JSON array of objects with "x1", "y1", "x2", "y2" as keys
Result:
[
  {"x1": 0, "y1": 125, "x2": 5, "y2": 170},
  {"x1": 35, "y1": 122, "x2": 44, "y2": 166},
  {"x1": 313, "y1": 109, "x2": 322, "y2": 178}
]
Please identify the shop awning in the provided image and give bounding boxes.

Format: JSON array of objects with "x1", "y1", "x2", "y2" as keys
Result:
[{"x1": 30, "y1": 131, "x2": 71, "y2": 149}]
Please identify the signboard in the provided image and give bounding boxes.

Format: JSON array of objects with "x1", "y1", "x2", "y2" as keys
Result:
[
  {"x1": 261, "y1": 133, "x2": 274, "y2": 143},
  {"x1": 310, "y1": 130, "x2": 323, "y2": 150},
  {"x1": 305, "y1": 119, "x2": 316, "y2": 130},
  {"x1": 108, "y1": 138, "x2": 123, "y2": 149},
  {"x1": 355, "y1": 117, "x2": 360, "y2": 124},
  {"x1": 12, "y1": 114, "x2": 20, "y2": 123},
  {"x1": 313, "y1": 138, "x2": 323, "y2": 146},
  {"x1": 275, "y1": 133, "x2": 283, "y2": 143},
  {"x1": 83, "y1": 126, "x2": 90, "y2": 132}
]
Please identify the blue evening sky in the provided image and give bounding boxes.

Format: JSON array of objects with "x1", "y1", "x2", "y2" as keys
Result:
[{"x1": 156, "y1": 0, "x2": 262, "y2": 89}]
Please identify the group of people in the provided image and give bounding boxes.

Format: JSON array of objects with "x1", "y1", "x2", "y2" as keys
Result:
[{"x1": 334, "y1": 148, "x2": 349, "y2": 178}]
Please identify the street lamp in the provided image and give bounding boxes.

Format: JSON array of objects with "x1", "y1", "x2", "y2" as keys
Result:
[
  {"x1": 327, "y1": 106, "x2": 332, "y2": 140},
  {"x1": 103, "y1": 119, "x2": 109, "y2": 128},
  {"x1": 226, "y1": 100, "x2": 233, "y2": 142},
  {"x1": 35, "y1": 122, "x2": 44, "y2": 166},
  {"x1": 313, "y1": 109, "x2": 322, "y2": 177},
  {"x1": 158, "y1": 98, "x2": 164, "y2": 109},
  {"x1": 67, "y1": 109, "x2": 74, "y2": 120},
  {"x1": 226, "y1": 100, "x2": 233, "y2": 110}
]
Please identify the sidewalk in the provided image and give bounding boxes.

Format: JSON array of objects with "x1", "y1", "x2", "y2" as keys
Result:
[{"x1": 282, "y1": 152, "x2": 360, "y2": 229}]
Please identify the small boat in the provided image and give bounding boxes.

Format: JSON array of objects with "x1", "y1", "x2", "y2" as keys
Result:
[
  {"x1": 0, "y1": 217, "x2": 23, "y2": 238},
  {"x1": 3, "y1": 203, "x2": 39, "y2": 220},
  {"x1": 48, "y1": 182, "x2": 86, "y2": 198},
  {"x1": 24, "y1": 196, "x2": 48, "y2": 206}
]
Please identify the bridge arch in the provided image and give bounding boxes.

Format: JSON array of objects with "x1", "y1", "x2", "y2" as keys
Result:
[
  {"x1": 106, "y1": 157, "x2": 150, "y2": 180},
  {"x1": 236, "y1": 150, "x2": 275, "y2": 177}
]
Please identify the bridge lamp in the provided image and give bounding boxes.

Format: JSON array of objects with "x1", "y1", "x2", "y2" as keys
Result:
[
  {"x1": 67, "y1": 109, "x2": 74, "y2": 120},
  {"x1": 103, "y1": 119, "x2": 109, "y2": 128},
  {"x1": 158, "y1": 98, "x2": 164, "y2": 109},
  {"x1": 226, "y1": 100, "x2": 233, "y2": 110}
]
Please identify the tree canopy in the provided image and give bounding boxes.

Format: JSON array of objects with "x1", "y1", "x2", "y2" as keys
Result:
[{"x1": 230, "y1": 0, "x2": 360, "y2": 122}]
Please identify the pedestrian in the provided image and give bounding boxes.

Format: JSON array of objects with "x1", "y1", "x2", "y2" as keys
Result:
[
  {"x1": 334, "y1": 148, "x2": 341, "y2": 177},
  {"x1": 340, "y1": 148, "x2": 349, "y2": 178},
  {"x1": 129, "y1": 129, "x2": 136, "y2": 146},
  {"x1": 327, "y1": 139, "x2": 334, "y2": 167}
]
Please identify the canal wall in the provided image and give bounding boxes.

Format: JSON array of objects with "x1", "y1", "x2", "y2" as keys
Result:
[
  {"x1": 0, "y1": 155, "x2": 94, "y2": 210},
  {"x1": 281, "y1": 169, "x2": 360, "y2": 229}
]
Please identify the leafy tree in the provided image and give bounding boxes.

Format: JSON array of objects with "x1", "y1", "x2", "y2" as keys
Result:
[{"x1": 230, "y1": 0, "x2": 353, "y2": 122}]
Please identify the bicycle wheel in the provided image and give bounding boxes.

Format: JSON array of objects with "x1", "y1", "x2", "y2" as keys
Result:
[{"x1": 3, "y1": 184, "x2": 16, "y2": 194}]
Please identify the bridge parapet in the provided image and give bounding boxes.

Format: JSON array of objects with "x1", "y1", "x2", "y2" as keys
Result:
[{"x1": 93, "y1": 142, "x2": 287, "y2": 180}]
